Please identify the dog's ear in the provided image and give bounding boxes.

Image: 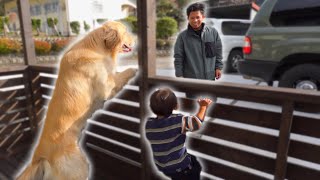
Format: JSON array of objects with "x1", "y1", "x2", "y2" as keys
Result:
[{"x1": 103, "y1": 26, "x2": 122, "y2": 51}]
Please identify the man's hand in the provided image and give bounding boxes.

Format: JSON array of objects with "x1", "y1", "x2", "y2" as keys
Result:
[{"x1": 215, "y1": 69, "x2": 222, "y2": 80}]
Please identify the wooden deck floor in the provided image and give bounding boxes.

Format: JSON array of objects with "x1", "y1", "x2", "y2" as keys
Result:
[{"x1": 0, "y1": 148, "x2": 31, "y2": 180}]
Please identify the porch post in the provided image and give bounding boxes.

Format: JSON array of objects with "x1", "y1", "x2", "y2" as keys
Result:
[
  {"x1": 17, "y1": 0, "x2": 37, "y2": 65},
  {"x1": 137, "y1": 0, "x2": 156, "y2": 179},
  {"x1": 274, "y1": 101, "x2": 294, "y2": 180}
]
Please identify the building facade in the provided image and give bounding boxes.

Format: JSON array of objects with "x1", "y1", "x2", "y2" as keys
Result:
[{"x1": 3, "y1": 0, "x2": 136, "y2": 36}]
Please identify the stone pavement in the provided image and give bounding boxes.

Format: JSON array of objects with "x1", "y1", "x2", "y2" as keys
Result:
[{"x1": 118, "y1": 54, "x2": 174, "y2": 69}]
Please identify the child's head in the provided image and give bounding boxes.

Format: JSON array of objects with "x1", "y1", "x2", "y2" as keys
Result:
[{"x1": 150, "y1": 88, "x2": 178, "y2": 117}]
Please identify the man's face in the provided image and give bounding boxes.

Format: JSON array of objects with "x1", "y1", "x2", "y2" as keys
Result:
[{"x1": 188, "y1": 11, "x2": 205, "y2": 30}]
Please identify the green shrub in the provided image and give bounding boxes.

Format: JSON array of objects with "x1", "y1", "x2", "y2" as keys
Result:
[
  {"x1": 34, "y1": 40, "x2": 51, "y2": 55},
  {"x1": 0, "y1": 38, "x2": 21, "y2": 54},
  {"x1": 51, "y1": 39, "x2": 71, "y2": 52},
  {"x1": 156, "y1": 16, "x2": 178, "y2": 39},
  {"x1": 70, "y1": 21, "x2": 80, "y2": 35},
  {"x1": 121, "y1": 16, "x2": 137, "y2": 34}
]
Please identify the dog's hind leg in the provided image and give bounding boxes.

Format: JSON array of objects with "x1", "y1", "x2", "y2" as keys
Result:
[
  {"x1": 53, "y1": 148, "x2": 89, "y2": 180},
  {"x1": 16, "y1": 158, "x2": 53, "y2": 180},
  {"x1": 108, "y1": 68, "x2": 137, "y2": 99}
]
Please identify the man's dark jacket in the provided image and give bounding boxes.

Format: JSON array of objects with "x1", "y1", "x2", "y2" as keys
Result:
[{"x1": 174, "y1": 23, "x2": 223, "y2": 79}]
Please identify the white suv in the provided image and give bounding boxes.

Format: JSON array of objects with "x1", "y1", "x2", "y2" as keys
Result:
[{"x1": 206, "y1": 18, "x2": 251, "y2": 72}]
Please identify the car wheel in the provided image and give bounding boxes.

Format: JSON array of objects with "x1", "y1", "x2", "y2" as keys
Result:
[
  {"x1": 227, "y1": 50, "x2": 243, "y2": 73},
  {"x1": 279, "y1": 64, "x2": 320, "y2": 91}
]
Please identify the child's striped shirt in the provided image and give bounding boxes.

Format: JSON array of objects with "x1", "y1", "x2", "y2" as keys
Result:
[{"x1": 145, "y1": 114, "x2": 202, "y2": 174}]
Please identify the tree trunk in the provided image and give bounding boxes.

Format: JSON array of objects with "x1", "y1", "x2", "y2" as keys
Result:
[
  {"x1": 36, "y1": 27, "x2": 40, "y2": 36},
  {"x1": 3, "y1": 23, "x2": 9, "y2": 36},
  {"x1": 53, "y1": 25, "x2": 60, "y2": 36}
]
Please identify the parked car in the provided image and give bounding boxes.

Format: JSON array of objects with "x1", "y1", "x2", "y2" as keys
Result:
[
  {"x1": 238, "y1": 0, "x2": 320, "y2": 90},
  {"x1": 206, "y1": 18, "x2": 251, "y2": 72}
]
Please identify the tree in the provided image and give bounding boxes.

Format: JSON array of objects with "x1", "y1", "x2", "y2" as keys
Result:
[
  {"x1": 166, "y1": 8, "x2": 184, "y2": 28},
  {"x1": 156, "y1": 0, "x2": 186, "y2": 29},
  {"x1": 156, "y1": 16, "x2": 178, "y2": 39},
  {"x1": 0, "y1": 17, "x2": 4, "y2": 29},
  {"x1": 156, "y1": 0, "x2": 175, "y2": 18},
  {"x1": 83, "y1": 21, "x2": 90, "y2": 32},
  {"x1": 47, "y1": 17, "x2": 60, "y2": 36},
  {"x1": 31, "y1": 18, "x2": 41, "y2": 36},
  {"x1": 176, "y1": 0, "x2": 192, "y2": 7},
  {"x1": 70, "y1": 21, "x2": 80, "y2": 35},
  {"x1": 0, "y1": 16, "x2": 9, "y2": 36}
]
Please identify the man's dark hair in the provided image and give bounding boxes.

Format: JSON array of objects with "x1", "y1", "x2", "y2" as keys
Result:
[
  {"x1": 186, "y1": 2, "x2": 205, "y2": 17},
  {"x1": 150, "y1": 88, "x2": 178, "y2": 116}
]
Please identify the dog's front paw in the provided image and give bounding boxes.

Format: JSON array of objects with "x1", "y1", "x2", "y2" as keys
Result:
[{"x1": 124, "y1": 68, "x2": 138, "y2": 78}]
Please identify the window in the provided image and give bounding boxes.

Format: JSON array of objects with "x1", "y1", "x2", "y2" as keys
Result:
[
  {"x1": 30, "y1": 6, "x2": 34, "y2": 16},
  {"x1": 52, "y1": 2, "x2": 59, "y2": 12},
  {"x1": 44, "y1": 4, "x2": 51, "y2": 14},
  {"x1": 254, "y1": 0, "x2": 265, "y2": 7},
  {"x1": 35, "y1": 5, "x2": 41, "y2": 15},
  {"x1": 221, "y1": 21, "x2": 250, "y2": 36},
  {"x1": 44, "y1": 2, "x2": 59, "y2": 14},
  {"x1": 30, "y1": 6, "x2": 40, "y2": 16},
  {"x1": 270, "y1": 0, "x2": 320, "y2": 27},
  {"x1": 91, "y1": 0, "x2": 103, "y2": 14}
]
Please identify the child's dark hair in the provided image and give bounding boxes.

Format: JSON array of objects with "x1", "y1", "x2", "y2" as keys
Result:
[
  {"x1": 186, "y1": 2, "x2": 205, "y2": 17},
  {"x1": 150, "y1": 88, "x2": 178, "y2": 116}
]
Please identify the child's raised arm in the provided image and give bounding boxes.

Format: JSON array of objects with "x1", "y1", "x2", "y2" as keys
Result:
[
  {"x1": 196, "y1": 98, "x2": 213, "y2": 121},
  {"x1": 181, "y1": 98, "x2": 213, "y2": 133}
]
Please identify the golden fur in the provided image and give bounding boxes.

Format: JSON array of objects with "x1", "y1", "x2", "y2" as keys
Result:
[{"x1": 16, "y1": 21, "x2": 136, "y2": 180}]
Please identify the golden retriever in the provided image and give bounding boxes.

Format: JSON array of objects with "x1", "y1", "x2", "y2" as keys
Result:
[{"x1": 16, "y1": 21, "x2": 136, "y2": 180}]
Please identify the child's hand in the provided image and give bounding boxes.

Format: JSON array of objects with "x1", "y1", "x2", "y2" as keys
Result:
[{"x1": 197, "y1": 98, "x2": 213, "y2": 107}]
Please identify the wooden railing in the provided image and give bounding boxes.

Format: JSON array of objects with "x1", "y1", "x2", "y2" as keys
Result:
[
  {"x1": 1, "y1": 65, "x2": 320, "y2": 180},
  {"x1": 2, "y1": 0, "x2": 318, "y2": 179},
  {"x1": 147, "y1": 76, "x2": 320, "y2": 180},
  {"x1": 8, "y1": 65, "x2": 142, "y2": 180},
  {"x1": 0, "y1": 66, "x2": 34, "y2": 178}
]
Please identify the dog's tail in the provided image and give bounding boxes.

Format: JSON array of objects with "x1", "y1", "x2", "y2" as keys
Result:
[{"x1": 16, "y1": 158, "x2": 53, "y2": 180}]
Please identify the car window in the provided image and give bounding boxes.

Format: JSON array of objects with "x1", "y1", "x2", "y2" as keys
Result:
[
  {"x1": 221, "y1": 21, "x2": 250, "y2": 36},
  {"x1": 270, "y1": 0, "x2": 320, "y2": 27},
  {"x1": 254, "y1": 0, "x2": 265, "y2": 6}
]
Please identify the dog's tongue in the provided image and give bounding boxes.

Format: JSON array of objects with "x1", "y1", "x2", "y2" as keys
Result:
[
  {"x1": 123, "y1": 44, "x2": 132, "y2": 52},
  {"x1": 123, "y1": 48, "x2": 131, "y2": 52}
]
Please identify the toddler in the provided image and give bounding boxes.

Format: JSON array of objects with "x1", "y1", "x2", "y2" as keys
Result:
[{"x1": 145, "y1": 88, "x2": 213, "y2": 180}]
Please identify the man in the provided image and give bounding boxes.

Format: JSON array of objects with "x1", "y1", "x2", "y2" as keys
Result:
[{"x1": 174, "y1": 2, "x2": 223, "y2": 81}]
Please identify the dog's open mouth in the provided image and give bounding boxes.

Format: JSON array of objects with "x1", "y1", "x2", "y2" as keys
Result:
[{"x1": 122, "y1": 44, "x2": 132, "y2": 52}]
